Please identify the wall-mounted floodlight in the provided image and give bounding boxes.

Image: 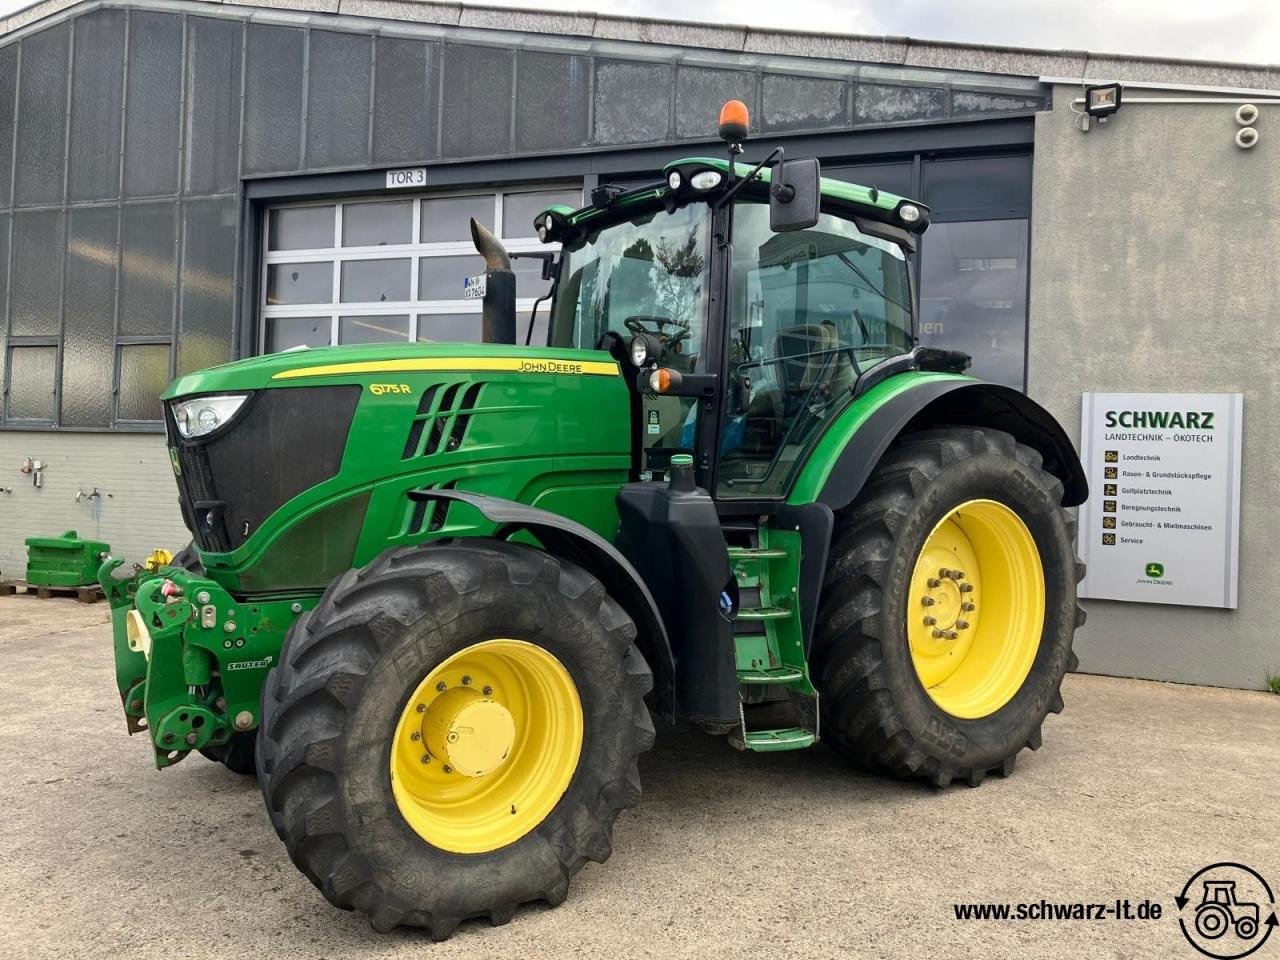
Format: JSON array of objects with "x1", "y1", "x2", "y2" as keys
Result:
[{"x1": 1084, "y1": 83, "x2": 1123, "y2": 121}]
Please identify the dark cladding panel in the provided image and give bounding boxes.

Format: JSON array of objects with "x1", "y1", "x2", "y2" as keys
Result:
[
  {"x1": 922, "y1": 154, "x2": 1031, "y2": 220},
  {"x1": 243, "y1": 24, "x2": 304, "y2": 175},
  {"x1": 307, "y1": 30, "x2": 372, "y2": 169},
  {"x1": 515, "y1": 51, "x2": 589, "y2": 152},
  {"x1": 68, "y1": 9, "x2": 125, "y2": 202},
  {"x1": 760, "y1": 74, "x2": 847, "y2": 133},
  {"x1": 675, "y1": 66, "x2": 756, "y2": 140},
  {"x1": 595, "y1": 60, "x2": 670, "y2": 145},
  {"x1": 14, "y1": 23, "x2": 69, "y2": 207},
  {"x1": 62, "y1": 205, "x2": 119, "y2": 427},
  {"x1": 951, "y1": 90, "x2": 1043, "y2": 117},
  {"x1": 855, "y1": 83, "x2": 945, "y2": 125},
  {"x1": 440, "y1": 44, "x2": 512, "y2": 159},
  {"x1": 120, "y1": 202, "x2": 178, "y2": 336},
  {"x1": 0, "y1": 47, "x2": 17, "y2": 208},
  {"x1": 124, "y1": 11, "x2": 183, "y2": 198},
  {"x1": 9, "y1": 209, "x2": 64, "y2": 337},
  {"x1": 372, "y1": 38, "x2": 439, "y2": 164},
  {"x1": 178, "y1": 196, "x2": 237, "y2": 374},
  {"x1": 185, "y1": 17, "x2": 242, "y2": 196}
]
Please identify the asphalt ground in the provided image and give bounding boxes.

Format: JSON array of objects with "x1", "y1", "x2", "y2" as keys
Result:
[{"x1": 1, "y1": 593, "x2": 1276, "y2": 959}]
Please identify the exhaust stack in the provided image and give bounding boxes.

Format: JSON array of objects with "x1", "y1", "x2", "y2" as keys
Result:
[{"x1": 470, "y1": 218, "x2": 516, "y2": 344}]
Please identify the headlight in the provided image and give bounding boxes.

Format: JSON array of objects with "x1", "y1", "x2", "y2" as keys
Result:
[
  {"x1": 171, "y1": 394, "x2": 249, "y2": 439},
  {"x1": 898, "y1": 203, "x2": 921, "y2": 223},
  {"x1": 667, "y1": 171, "x2": 682, "y2": 191},
  {"x1": 630, "y1": 335, "x2": 652, "y2": 367},
  {"x1": 690, "y1": 170, "x2": 723, "y2": 191}
]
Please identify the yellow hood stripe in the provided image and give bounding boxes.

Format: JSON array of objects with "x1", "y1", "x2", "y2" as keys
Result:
[{"x1": 272, "y1": 356, "x2": 619, "y2": 380}]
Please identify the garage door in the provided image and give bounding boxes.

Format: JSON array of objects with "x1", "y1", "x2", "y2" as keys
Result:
[{"x1": 259, "y1": 184, "x2": 581, "y2": 353}]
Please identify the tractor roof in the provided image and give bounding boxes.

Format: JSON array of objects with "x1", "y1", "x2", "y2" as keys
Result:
[{"x1": 535, "y1": 156, "x2": 930, "y2": 250}]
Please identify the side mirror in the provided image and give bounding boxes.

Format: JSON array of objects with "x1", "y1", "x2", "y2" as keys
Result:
[{"x1": 770, "y1": 157, "x2": 821, "y2": 232}]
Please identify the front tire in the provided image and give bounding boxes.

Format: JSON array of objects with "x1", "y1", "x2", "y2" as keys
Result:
[
  {"x1": 256, "y1": 539, "x2": 654, "y2": 937},
  {"x1": 813, "y1": 427, "x2": 1084, "y2": 787}
]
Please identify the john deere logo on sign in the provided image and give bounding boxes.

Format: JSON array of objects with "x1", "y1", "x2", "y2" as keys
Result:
[{"x1": 1145, "y1": 562, "x2": 1165, "y2": 579}]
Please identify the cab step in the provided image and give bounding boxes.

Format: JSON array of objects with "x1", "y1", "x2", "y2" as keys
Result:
[
  {"x1": 736, "y1": 605, "x2": 791, "y2": 621},
  {"x1": 736, "y1": 665, "x2": 805, "y2": 684},
  {"x1": 730, "y1": 726, "x2": 816, "y2": 752}
]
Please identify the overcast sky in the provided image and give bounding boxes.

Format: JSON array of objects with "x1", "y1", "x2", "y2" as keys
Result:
[{"x1": 2, "y1": 0, "x2": 1277, "y2": 64}]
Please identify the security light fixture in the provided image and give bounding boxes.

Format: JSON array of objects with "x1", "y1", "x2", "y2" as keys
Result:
[{"x1": 1084, "y1": 83, "x2": 1123, "y2": 121}]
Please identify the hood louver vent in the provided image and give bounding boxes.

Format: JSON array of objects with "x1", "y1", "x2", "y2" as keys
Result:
[{"x1": 401, "y1": 382, "x2": 486, "y2": 460}]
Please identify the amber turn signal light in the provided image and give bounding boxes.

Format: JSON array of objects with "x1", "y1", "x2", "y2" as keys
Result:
[{"x1": 648, "y1": 367, "x2": 682, "y2": 393}]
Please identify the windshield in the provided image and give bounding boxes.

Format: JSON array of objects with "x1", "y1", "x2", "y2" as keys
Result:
[{"x1": 549, "y1": 203, "x2": 711, "y2": 361}]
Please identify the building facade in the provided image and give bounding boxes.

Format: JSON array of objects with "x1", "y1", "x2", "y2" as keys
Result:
[{"x1": 0, "y1": 0, "x2": 1276, "y2": 689}]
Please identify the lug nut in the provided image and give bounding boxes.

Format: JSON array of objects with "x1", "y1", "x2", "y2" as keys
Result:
[
  {"x1": 442, "y1": 765, "x2": 453, "y2": 774},
  {"x1": 461, "y1": 675, "x2": 472, "y2": 686},
  {"x1": 932, "y1": 629, "x2": 945, "y2": 639},
  {"x1": 923, "y1": 616, "x2": 937, "y2": 626},
  {"x1": 961, "y1": 602, "x2": 975, "y2": 612},
  {"x1": 420, "y1": 755, "x2": 430, "y2": 764},
  {"x1": 953, "y1": 570, "x2": 965, "y2": 580},
  {"x1": 959, "y1": 583, "x2": 974, "y2": 593},
  {"x1": 921, "y1": 596, "x2": 936, "y2": 607},
  {"x1": 946, "y1": 630, "x2": 959, "y2": 640},
  {"x1": 482, "y1": 686, "x2": 493, "y2": 696},
  {"x1": 416, "y1": 703, "x2": 426, "y2": 713},
  {"x1": 938, "y1": 568, "x2": 952, "y2": 579},
  {"x1": 410, "y1": 731, "x2": 421, "y2": 741},
  {"x1": 436, "y1": 681, "x2": 447, "y2": 692},
  {"x1": 956, "y1": 620, "x2": 970, "y2": 630},
  {"x1": 927, "y1": 578, "x2": 941, "y2": 588}
]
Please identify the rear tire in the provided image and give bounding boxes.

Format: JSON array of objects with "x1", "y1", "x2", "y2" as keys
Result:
[
  {"x1": 812, "y1": 427, "x2": 1084, "y2": 787},
  {"x1": 256, "y1": 538, "x2": 654, "y2": 937}
]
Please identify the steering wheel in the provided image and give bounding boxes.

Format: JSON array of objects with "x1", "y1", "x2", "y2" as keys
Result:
[{"x1": 624, "y1": 315, "x2": 691, "y2": 352}]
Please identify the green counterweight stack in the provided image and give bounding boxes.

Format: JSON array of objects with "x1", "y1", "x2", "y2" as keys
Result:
[{"x1": 25, "y1": 530, "x2": 111, "y2": 587}]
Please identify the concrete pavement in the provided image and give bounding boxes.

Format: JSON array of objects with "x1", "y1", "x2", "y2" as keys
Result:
[{"x1": 1, "y1": 594, "x2": 1276, "y2": 959}]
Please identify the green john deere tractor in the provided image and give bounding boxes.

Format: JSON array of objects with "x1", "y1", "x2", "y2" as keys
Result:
[{"x1": 103, "y1": 101, "x2": 1087, "y2": 938}]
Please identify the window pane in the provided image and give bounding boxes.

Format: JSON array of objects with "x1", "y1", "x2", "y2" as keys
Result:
[
  {"x1": 7, "y1": 346, "x2": 57, "y2": 420},
  {"x1": 416, "y1": 312, "x2": 481, "y2": 343},
  {"x1": 268, "y1": 206, "x2": 334, "y2": 250},
  {"x1": 418, "y1": 255, "x2": 485, "y2": 300},
  {"x1": 265, "y1": 316, "x2": 330, "y2": 352},
  {"x1": 421, "y1": 195, "x2": 493, "y2": 243},
  {"x1": 340, "y1": 258, "x2": 410, "y2": 303},
  {"x1": 922, "y1": 155, "x2": 1031, "y2": 220},
  {"x1": 266, "y1": 262, "x2": 332, "y2": 305},
  {"x1": 919, "y1": 219, "x2": 1028, "y2": 390},
  {"x1": 342, "y1": 201, "x2": 412, "y2": 247},
  {"x1": 339, "y1": 314, "x2": 410, "y2": 344},
  {"x1": 502, "y1": 188, "x2": 581, "y2": 238},
  {"x1": 117, "y1": 344, "x2": 171, "y2": 421}
]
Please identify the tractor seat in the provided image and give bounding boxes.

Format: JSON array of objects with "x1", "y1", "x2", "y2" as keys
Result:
[{"x1": 775, "y1": 322, "x2": 855, "y2": 402}]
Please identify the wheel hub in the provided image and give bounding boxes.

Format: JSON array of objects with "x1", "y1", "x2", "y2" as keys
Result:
[{"x1": 421, "y1": 687, "x2": 515, "y2": 778}]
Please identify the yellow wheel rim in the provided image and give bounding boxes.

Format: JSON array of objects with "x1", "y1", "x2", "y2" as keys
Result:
[
  {"x1": 390, "y1": 639, "x2": 583, "y2": 854},
  {"x1": 907, "y1": 499, "x2": 1045, "y2": 719}
]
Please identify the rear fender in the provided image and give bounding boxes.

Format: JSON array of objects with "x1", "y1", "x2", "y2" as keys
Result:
[
  {"x1": 410, "y1": 489, "x2": 676, "y2": 719},
  {"x1": 807, "y1": 378, "x2": 1087, "y2": 512}
]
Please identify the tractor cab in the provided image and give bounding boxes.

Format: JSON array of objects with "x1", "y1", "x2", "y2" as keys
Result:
[{"x1": 530, "y1": 102, "x2": 938, "y2": 502}]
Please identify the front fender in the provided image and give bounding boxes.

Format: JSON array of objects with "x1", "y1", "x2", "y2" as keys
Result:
[
  {"x1": 790, "y1": 373, "x2": 1087, "y2": 511},
  {"x1": 410, "y1": 489, "x2": 675, "y2": 719}
]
